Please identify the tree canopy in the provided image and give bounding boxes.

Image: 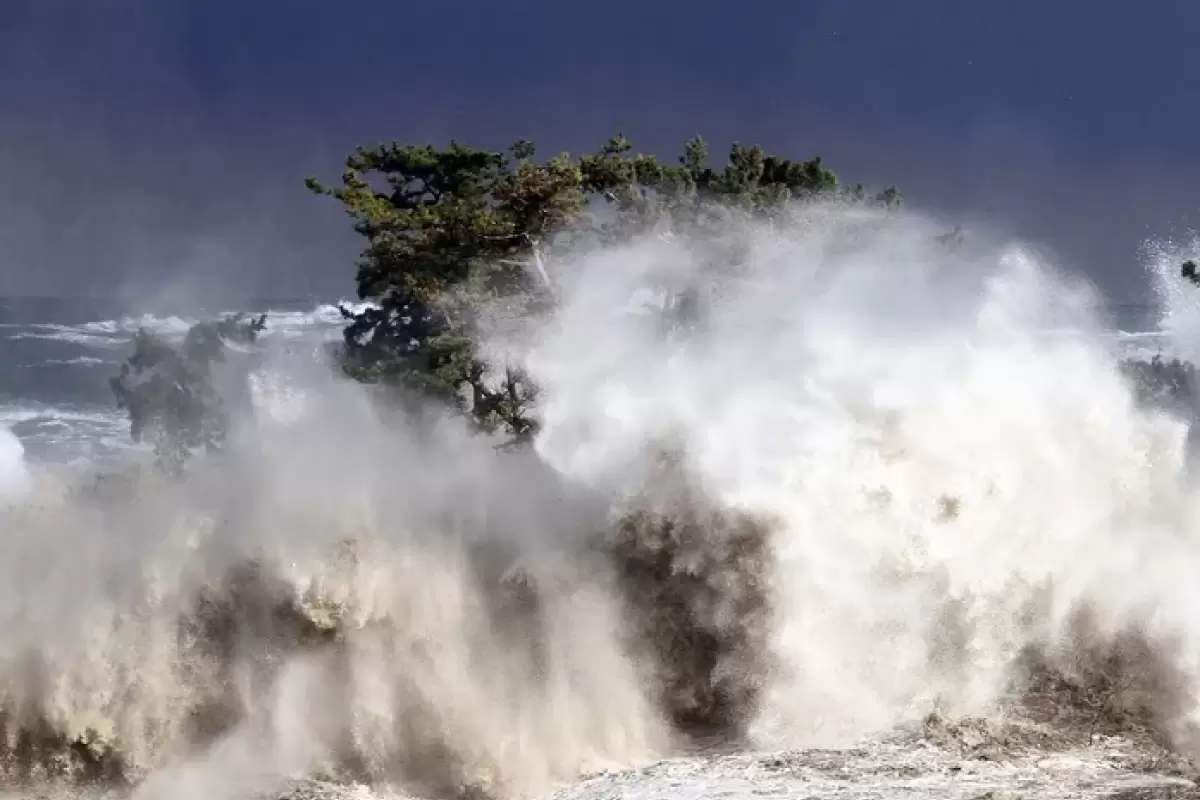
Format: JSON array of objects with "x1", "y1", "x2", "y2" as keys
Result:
[
  {"x1": 305, "y1": 134, "x2": 899, "y2": 442},
  {"x1": 109, "y1": 123, "x2": 1200, "y2": 470}
]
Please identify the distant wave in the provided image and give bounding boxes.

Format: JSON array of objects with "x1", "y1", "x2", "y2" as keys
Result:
[
  {"x1": 0, "y1": 405, "x2": 122, "y2": 426},
  {"x1": 27, "y1": 356, "x2": 110, "y2": 367},
  {"x1": 9, "y1": 329, "x2": 133, "y2": 348},
  {"x1": 0, "y1": 403, "x2": 139, "y2": 463},
  {"x1": 0, "y1": 405, "x2": 130, "y2": 445},
  {"x1": 0, "y1": 300, "x2": 375, "y2": 349}
]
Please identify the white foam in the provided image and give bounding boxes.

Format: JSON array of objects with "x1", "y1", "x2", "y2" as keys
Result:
[
  {"x1": 32, "y1": 356, "x2": 109, "y2": 367},
  {"x1": 508, "y1": 206, "x2": 1200, "y2": 747},
  {"x1": 0, "y1": 427, "x2": 31, "y2": 505},
  {"x1": 4, "y1": 210, "x2": 1200, "y2": 797},
  {"x1": 0, "y1": 300, "x2": 373, "y2": 351}
]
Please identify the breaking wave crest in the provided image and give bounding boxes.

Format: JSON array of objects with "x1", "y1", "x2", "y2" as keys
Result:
[
  {"x1": 2, "y1": 203, "x2": 1200, "y2": 799},
  {"x1": 4, "y1": 302, "x2": 372, "y2": 350}
]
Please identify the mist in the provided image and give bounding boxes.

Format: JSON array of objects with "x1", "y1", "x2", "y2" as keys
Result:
[
  {"x1": 0, "y1": 428, "x2": 30, "y2": 505},
  {"x1": 515, "y1": 205, "x2": 1200, "y2": 747},
  {"x1": 2, "y1": 200, "x2": 1200, "y2": 798}
]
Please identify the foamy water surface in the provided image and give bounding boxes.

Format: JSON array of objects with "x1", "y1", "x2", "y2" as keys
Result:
[{"x1": 0, "y1": 297, "x2": 369, "y2": 464}]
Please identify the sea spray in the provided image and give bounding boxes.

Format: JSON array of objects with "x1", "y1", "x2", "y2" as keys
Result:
[
  {"x1": 0, "y1": 379, "x2": 669, "y2": 799},
  {"x1": 1150, "y1": 235, "x2": 1200, "y2": 368},
  {"x1": 0, "y1": 427, "x2": 31, "y2": 505},
  {"x1": 1, "y1": 201, "x2": 1200, "y2": 798},
  {"x1": 515, "y1": 203, "x2": 1200, "y2": 748}
]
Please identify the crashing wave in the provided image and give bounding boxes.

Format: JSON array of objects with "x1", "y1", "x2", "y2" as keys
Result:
[{"x1": 2, "y1": 205, "x2": 1200, "y2": 799}]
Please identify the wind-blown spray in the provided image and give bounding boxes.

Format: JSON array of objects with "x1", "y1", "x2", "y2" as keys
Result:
[
  {"x1": 516, "y1": 203, "x2": 1200, "y2": 748},
  {"x1": 1, "y1": 201, "x2": 1199, "y2": 799},
  {"x1": 0, "y1": 428, "x2": 31, "y2": 506}
]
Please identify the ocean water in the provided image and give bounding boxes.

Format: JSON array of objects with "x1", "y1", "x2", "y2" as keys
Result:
[
  {"x1": 0, "y1": 295, "x2": 1173, "y2": 470},
  {"x1": 0, "y1": 296, "x2": 358, "y2": 466}
]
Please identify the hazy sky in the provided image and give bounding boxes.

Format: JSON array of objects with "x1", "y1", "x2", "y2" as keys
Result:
[{"x1": 0, "y1": 0, "x2": 1197, "y2": 304}]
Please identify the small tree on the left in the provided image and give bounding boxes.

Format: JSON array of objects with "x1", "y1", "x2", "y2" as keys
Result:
[{"x1": 110, "y1": 314, "x2": 267, "y2": 475}]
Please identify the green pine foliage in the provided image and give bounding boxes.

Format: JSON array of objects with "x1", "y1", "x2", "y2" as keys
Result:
[{"x1": 306, "y1": 134, "x2": 899, "y2": 441}]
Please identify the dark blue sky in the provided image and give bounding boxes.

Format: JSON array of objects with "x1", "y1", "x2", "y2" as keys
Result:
[{"x1": 0, "y1": 0, "x2": 1197, "y2": 304}]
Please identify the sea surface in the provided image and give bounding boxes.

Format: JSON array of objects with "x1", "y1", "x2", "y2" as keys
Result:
[
  {"x1": 0, "y1": 296, "x2": 1173, "y2": 468},
  {"x1": 0, "y1": 296, "x2": 356, "y2": 466}
]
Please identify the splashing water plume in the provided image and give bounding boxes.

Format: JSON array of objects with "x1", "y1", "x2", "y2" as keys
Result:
[
  {"x1": 3, "y1": 201, "x2": 1200, "y2": 799},
  {"x1": 0, "y1": 427, "x2": 32, "y2": 506},
  {"x1": 522, "y1": 206, "x2": 1200, "y2": 748}
]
